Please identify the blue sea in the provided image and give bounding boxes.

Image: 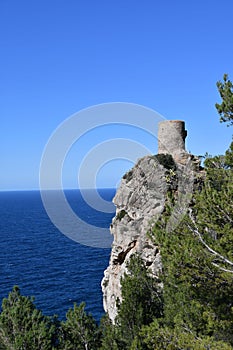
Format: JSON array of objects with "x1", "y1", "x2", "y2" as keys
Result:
[{"x1": 0, "y1": 189, "x2": 115, "y2": 321}]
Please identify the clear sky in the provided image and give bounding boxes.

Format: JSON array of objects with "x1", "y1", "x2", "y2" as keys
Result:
[{"x1": 1, "y1": 0, "x2": 233, "y2": 190}]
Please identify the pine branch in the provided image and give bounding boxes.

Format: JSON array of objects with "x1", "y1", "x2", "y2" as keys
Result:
[
  {"x1": 215, "y1": 204, "x2": 233, "y2": 224},
  {"x1": 212, "y1": 263, "x2": 233, "y2": 274},
  {"x1": 188, "y1": 210, "x2": 233, "y2": 272}
]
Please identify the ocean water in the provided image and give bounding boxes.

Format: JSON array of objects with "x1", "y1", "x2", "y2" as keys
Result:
[{"x1": 0, "y1": 189, "x2": 115, "y2": 321}]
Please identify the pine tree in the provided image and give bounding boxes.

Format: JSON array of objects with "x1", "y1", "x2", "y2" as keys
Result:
[
  {"x1": 59, "y1": 302, "x2": 100, "y2": 350},
  {"x1": 114, "y1": 254, "x2": 163, "y2": 349},
  {"x1": 144, "y1": 142, "x2": 233, "y2": 348},
  {"x1": 0, "y1": 286, "x2": 57, "y2": 350},
  {"x1": 99, "y1": 254, "x2": 163, "y2": 349},
  {"x1": 216, "y1": 73, "x2": 233, "y2": 126}
]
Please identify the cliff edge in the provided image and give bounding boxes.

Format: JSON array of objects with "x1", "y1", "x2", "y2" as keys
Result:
[{"x1": 102, "y1": 120, "x2": 201, "y2": 322}]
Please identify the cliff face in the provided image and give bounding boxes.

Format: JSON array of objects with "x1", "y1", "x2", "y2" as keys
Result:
[{"x1": 101, "y1": 121, "x2": 200, "y2": 322}]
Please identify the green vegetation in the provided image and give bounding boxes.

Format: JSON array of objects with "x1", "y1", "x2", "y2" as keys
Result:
[
  {"x1": 123, "y1": 170, "x2": 133, "y2": 182},
  {"x1": 116, "y1": 209, "x2": 127, "y2": 221},
  {"x1": 59, "y1": 303, "x2": 101, "y2": 349},
  {"x1": 0, "y1": 286, "x2": 57, "y2": 350},
  {"x1": 153, "y1": 153, "x2": 176, "y2": 171},
  {"x1": 99, "y1": 254, "x2": 162, "y2": 350},
  {"x1": 0, "y1": 75, "x2": 233, "y2": 349},
  {"x1": 216, "y1": 73, "x2": 233, "y2": 126},
  {"x1": 148, "y1": 164, "x2": 233, "y2": 349},
  {"x1": 0, "y1": 288, "x2": 100, "y2": 350}
]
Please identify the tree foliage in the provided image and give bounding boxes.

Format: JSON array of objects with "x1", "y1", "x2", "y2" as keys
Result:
[
  {"x1": 99, "y1": 254, "x2": 163, "y2": 350},
  {"x1": 115, "y1": 254, "x2": 163, "y2": 348},
  {"x1": 59, "y1": 302, "x2": 100, "y2": 350},
  {"x1": 216, "y1": 73, "x2": 233, "y2": 126},
  {"x1": 0, "y1": 286, "x2": 57, "y2": 350},
  {"x1": 139, "y1": 320, "x2": 233, "y2": 350},
  {"x1": 0, "y1": 288, "x2": 101, "y2": 350}
]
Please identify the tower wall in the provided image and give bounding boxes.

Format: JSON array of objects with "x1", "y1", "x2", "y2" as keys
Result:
[{"x1": 158, "y1": 120, "x2": 187, "y2": 156}]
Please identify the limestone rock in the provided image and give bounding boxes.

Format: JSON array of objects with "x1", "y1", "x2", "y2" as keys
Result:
[
  {"x1": 101, "y1": 120, "x2": 201, "y2": 322},
  {"x1": 101, "y1": 155, "x2": 167, "y2": 321}
]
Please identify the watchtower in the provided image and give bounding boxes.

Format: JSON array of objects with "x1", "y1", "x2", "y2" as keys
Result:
[{"x1": 158, "y1": 120, "x2": 187, "y2": 157}]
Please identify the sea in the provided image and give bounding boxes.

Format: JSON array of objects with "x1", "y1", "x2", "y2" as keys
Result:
[{"x1": 0, "y1": 189, "x2": 116, "y2": 321}]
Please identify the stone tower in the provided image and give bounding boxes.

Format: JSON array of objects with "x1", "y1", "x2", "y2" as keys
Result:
[{"x1": 158, "y1": 120, "x2": 187, "y2": 160}]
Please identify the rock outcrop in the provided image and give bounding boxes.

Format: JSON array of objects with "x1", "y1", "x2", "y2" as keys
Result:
[{"x1": 101, "y1": 120, "x2": 201, "y2": 322}]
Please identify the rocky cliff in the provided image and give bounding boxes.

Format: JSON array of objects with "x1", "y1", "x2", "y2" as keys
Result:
[{"x1": 101, "y1": 120, "x2": 201, "y2": 322}]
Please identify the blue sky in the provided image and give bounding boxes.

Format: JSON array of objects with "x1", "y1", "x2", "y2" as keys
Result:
[{"x1": 1, "y1": 0, "x2": 233, "y2": 190}]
